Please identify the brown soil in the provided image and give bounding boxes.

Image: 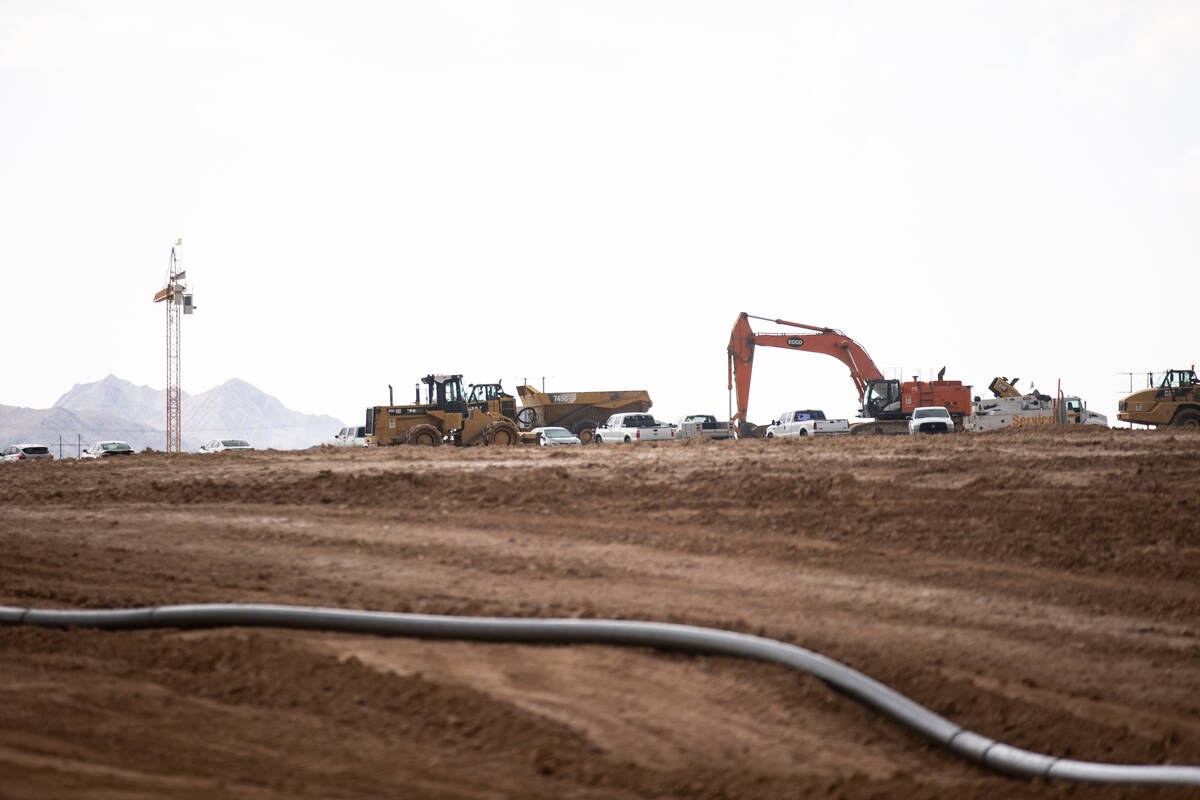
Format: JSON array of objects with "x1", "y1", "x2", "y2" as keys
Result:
[{"x1": 1, "y1": 428, "x2": 1198, "y2": 799}]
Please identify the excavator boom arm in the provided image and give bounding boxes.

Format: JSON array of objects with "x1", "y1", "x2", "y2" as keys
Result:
[{"x1": 727, "y1": 312, "x2": 886, "y2": 433}]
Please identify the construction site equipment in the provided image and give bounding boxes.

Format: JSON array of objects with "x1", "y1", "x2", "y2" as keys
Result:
[
  {"x1": 966, "y1": 378, "x2": 1107, "y2": 431},
  {"x1": 151, "y1": 240, "x2": 195, "y2": 452},
  {"x1": 727, "y1": 313, "x2": 971, "y2": 436},
  {"x1": 1117, "y1": 368, "x2": 1200, "y2": 429},
  {"x1": 987, "y1": 376, "x2": 1022, "y2": 399},
  {"x1": 515, "y1": 385, "x2": 652, "y2": 444},
  {"x1": 364, "y1": 375, "x2": 519, "y2": 446}
]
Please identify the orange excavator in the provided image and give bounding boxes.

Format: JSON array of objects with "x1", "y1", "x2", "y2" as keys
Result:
[{"x1": 727, "y1": 312, "x2": 972, "y2": 436}]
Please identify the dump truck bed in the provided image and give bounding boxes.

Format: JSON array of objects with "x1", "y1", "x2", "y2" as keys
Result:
[{"x1": 516, "y1": 386, "x2": 652, "y2": 437}]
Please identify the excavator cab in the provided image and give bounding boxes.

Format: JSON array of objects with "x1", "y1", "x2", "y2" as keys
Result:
[{"x1": 863, "y1": 379, "x2": 902, "y2": 419}]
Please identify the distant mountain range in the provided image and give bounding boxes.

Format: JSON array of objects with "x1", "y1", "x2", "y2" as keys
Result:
[{"x1": 0, "y1": 375, "x2": 344, "y2": 455}]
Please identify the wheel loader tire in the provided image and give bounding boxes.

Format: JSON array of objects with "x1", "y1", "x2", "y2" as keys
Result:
[
  {"x1": 1172, "y1": 410, "x2": 1200, "y2": 429},
  {"x1": 482, "y1": 420, "x2": 519, "y2": 446},
  {"x1": 405, "y1": 424, "x2": 443, "y2": 446}
]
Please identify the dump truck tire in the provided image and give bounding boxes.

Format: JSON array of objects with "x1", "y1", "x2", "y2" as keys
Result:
[
  {"x1": 577, "y1": 428, "x2": 595, "y2": 444},
  {"x1": 483, "y1": 420, "x2": 519, "y2": 446},
  {"x1": 405, "y1": 424, "x2": 443, "y2": 446},
  {"x1": 1172, "y1": 410, "x2": 1200, "y2": 429},
  {"x1": 570, "y1": 419, "x2": 596, "y2": 436}
]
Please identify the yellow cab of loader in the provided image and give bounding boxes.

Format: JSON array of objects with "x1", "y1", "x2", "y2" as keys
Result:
[
  {"x1": 1117, "y1": 367, "x2": 1200, "y2": 429},
  {"x1": 364, "y1": 375, "x2": 520, "y2": 446}
]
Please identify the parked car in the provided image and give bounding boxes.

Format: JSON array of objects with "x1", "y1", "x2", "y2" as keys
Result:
[
  {"x1": 909, "y1": 406, "x2": 955, "y2": 434},
  {"x1": 81, "y1": 441, "x2": 134, "y2": 459},
  {"x1": 199, "y1": 439, "x2": 253, "y2": 453},
  {"x1": 328, "y1": 426, "x2": 367, "y2": 447},
  {"x1": 530, "y1": 426, "x2": 582, "y2": 446},
  {"x1": 2, "y1": 443, "x2": 54, "y2": 462}
]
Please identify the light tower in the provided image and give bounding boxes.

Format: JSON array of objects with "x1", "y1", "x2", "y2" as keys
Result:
[{"x1": 152, "y1": 239, "x2": 195, "y2": 452}]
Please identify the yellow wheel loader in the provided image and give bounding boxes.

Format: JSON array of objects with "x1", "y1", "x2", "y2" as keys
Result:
[{"x1": 364, "y1": 375, "x2": 520, "y2": 446}]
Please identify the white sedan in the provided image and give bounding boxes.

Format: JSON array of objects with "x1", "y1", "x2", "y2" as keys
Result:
[
  {"x1": 530, "y1": 426, "x2": 581, "y2": 446},
  {"x1": 908, "y1": 407, "x2": 955, "y2": 434},
  {"x1": 199, "y1": 438, "x2": 253, "y2": 453}
]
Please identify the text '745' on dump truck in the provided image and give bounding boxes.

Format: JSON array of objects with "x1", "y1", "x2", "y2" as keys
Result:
[{"x1": 364, "y1": 374, "x2": 520, "y2": 446}]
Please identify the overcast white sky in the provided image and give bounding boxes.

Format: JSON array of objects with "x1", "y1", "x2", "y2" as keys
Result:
[{"x1": 2, "y1": 1, "x2": 1197, "y2": 428}]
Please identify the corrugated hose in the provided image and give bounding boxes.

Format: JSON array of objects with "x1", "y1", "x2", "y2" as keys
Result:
[{"x1": 2, "y1": 603, "x2": 1197, "y2": 786}]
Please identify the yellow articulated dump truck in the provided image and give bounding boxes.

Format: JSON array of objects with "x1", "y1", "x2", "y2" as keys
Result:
[
  {"x1": 365, "y1": 375, "x2": 520, "y2": 446},
  {"x1": 1118, "y1": 367, "x2": 1200, "y2": 429},
  {"x1": 515, "y1": 385, "x2": 652, "y2": 444}
]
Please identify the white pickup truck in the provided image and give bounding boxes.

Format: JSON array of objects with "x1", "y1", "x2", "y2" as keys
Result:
[
  {"x1": 328, "y1": 425, "x2": 367, "y2": 446},
  {"x1": 908, "y1": 406, "x2": 955, "y2": 434},
  {"x1": 674, "y1": 414, "x2": 733, "y2": 440},
  {"x1": 765, "y1": 409, "x2": 850, "y2": 438},
  {"x1": 594, "y1": 413, "x2": 676, "y2": 444}
]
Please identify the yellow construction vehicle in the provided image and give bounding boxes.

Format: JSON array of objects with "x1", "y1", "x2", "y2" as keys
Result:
[
  {"x1": 364, "y1": 375, "x2": 520, "y2": 446},
  {"x1": 987, "y1": 376, "x2": 1023, "y2": 399},
  {"x1": 514, "y1": 385, "x2": 652, "y2": 444},
  {"x1": 1117, "y1": 368, "x2": 1200, "y2": 429}
]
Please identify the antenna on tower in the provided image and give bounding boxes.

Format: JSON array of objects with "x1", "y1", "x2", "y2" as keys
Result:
[{"x1": 152, "y1": 239, "x2": 196, "y2": 452}]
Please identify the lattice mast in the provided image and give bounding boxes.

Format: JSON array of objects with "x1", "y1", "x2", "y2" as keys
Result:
[{"x1": 152, "y1": 240, "x2": 194, "y2": 452}]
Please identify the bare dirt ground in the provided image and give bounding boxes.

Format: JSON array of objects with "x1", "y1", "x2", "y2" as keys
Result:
[{"x1": 1, "y1": 428, "x2": 1198, "y2": 799}]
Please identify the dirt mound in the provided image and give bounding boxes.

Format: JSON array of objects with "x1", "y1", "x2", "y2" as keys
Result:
[{"x1": 1, "y1": 428, "x2": 1198, "y2": 797}]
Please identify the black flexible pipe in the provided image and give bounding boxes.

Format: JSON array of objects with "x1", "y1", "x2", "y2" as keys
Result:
[{"x1": 2, "y1": 603, "x2": 1196, "y2": 786}]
